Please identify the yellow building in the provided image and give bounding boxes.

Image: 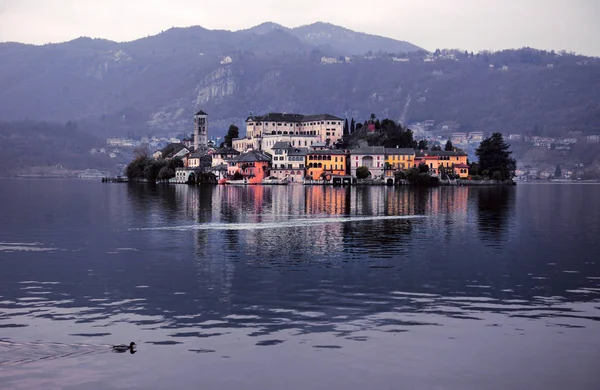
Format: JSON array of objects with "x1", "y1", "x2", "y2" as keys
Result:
[
  {"x1": 384, "y1": 148, "x2": 416, "y2": 176},
  {"x1": 306, "y1": 150, "x2": 348, "y2": 180}
]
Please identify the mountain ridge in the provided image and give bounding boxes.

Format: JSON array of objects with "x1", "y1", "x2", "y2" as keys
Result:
[{"x1": 0, "y1": 23, "x2": 598, "y2": 142}]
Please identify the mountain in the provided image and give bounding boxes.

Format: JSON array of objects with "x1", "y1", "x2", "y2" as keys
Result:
[
  {"x1": 290, "y1": 22, "x2": 422, "y2": 55},
  {"x1": 0, "y1": 23, "x2": 599, "y2": 145},
  {"x1": 242, "y1": 22, "x2": 422, "y2": 55}
]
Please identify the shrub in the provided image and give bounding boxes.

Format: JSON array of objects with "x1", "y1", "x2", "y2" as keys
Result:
[{"x1": 356, "y1": 166, "x2": 370, "y2": 179}]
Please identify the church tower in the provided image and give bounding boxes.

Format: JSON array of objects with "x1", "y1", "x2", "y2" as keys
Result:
[{"x1": 193, "y1": 110, "x2": 208, "y2": 150}]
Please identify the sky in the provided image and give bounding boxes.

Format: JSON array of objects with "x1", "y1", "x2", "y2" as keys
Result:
[{"x1": 0, "y1": 0, "x2": 599, "y2": 56}]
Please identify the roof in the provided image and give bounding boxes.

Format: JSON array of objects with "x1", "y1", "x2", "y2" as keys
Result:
[
  {"x1": 307, "y1": 149, "x2": 346, "y2": 155},
  {"x1": 189, "y1": 149, "x2": 208, "y2": 158},
  {"x1": 215, "y1": 147, "x2": 240, "y2": 155},
  {"x1": 233, "y1": 150, "x2": 272, "y2": 163},
  {"x1": 384, "y1": 148, "x2": 415, "y2": 155},
  {"x1": 288, "y1": 147, "x2": 308, "y2": 156},
  {"x1": 161, "y1": 143, "x2": 189, "y2": 158},
  {"x1": 415, "y1": 150, "x2": 468, "y2": 157},
  {"x1": 195, "y1": 110, "x2": 207, "y2": 116},
  {"x1": 351, "y1": 146, "x2": 386, "y2": 155},
  {"x1": 246, "y1": 112, "x2": 343, "y2": 123},
  {"x1": 453, "y1": 163, "x2": 469, "y2": 168},
  {"x1": 272, "y1": 141, "x2": 292, "y2": 149}
]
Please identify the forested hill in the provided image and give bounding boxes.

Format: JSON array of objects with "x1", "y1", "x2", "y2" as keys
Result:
[{"x1": 0, "y1": 23, "x2": 598, "y2": 140}]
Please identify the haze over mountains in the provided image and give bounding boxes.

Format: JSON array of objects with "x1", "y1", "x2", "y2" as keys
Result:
[{"x1": 0, "y1": 21, "x2": 599, "y2": 144}]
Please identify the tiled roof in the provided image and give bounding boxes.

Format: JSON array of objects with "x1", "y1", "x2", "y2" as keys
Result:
[
  {"x1": 215, "y1": 147, "x2": 240, "y2": 155},
  {"x1": 233, "y1": 150, "x2": 272, "y2": 163},
  {"x1": 307, "y1": 149, "x2": 346, "y2": 155},
  {"x1": 272, "y1": 141, "x2": 292, "y2": 149},
  {"x1": 453, "y1": 163, "x2": 469, "y2": 168},
  {"x1": 384, "y1": 148, "x2": 415, "y2": 155},
  {"x1": 350, "y1": 146, "x2": 386, "y2": 155},
  {"x1": 288, "y1": 147, "x2": 308, "y2": 156},
  {"x1": 189, "y1": 149, "x2": 208, "y2": 158}
]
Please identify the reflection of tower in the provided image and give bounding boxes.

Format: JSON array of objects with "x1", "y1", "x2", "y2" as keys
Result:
[{"x1": 194, "y1": 110, "x2": 208, "y2": 150}]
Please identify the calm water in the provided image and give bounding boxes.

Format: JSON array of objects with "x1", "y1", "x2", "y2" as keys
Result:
[{"x1": 1, "y1": 180, "x2": 599, "y2": 389}]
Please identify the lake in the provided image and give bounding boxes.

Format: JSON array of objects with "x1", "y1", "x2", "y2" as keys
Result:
[{"x1": 1, "y1": 180, "x2": 599, "y2": 389}]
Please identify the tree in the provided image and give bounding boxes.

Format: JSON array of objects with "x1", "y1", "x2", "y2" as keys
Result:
[
  {"x1": 223, "y1": 124, "x2": 239, "y2": 148},
  {"x1": 417, "y1": 140, "x2": 428, "y2": 150},
  {"x1": 356, "y1": 166, "x2": 370, "y2": 179},
  {"x1": 343, "y1": 118, "x2": 349, "y2": 136},
  {"x1": 431, "y1": 145, "x2": 442, "y2": 151},
  {"x1": 434, "y1": 49, "x2": 441, "y2": 56},
  {"x1": 158, "y1": 166, "x2": 175, "y2": 182},
  {"x1": 475, "y1": 133, "x2": 516, "y2": 180},
  {"x1": 555, "y1": 164, "x2": 562, "y2": 178},
  {"x1": 126, "y1": 155, "x2": 151, "y2": 181},
  {"x1": 350, "y1": 118, "x2": 355, "y2": 134},
  {"x1": 444, "y1": 140, "x2": 453, "y2": 151},
  {"x1": 418, "y1": 163, "x2": 429, "y2": 173},
  {"x1": 143, "y1": 160, "x2": 164, "y2": 183}
]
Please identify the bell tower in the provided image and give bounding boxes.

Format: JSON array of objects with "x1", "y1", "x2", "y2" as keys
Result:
[{"x1": 193, "y1": 110, "x2": 208, "y2": 150}]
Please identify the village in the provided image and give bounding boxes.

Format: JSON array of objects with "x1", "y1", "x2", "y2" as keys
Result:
[{"x1": 133, "y1": 110, "x2": 470, "y2": 186}]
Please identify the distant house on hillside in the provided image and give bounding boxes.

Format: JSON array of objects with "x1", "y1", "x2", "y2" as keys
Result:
[{"x1": 586, "y1": 135, "x2": 600, "y2": 143}]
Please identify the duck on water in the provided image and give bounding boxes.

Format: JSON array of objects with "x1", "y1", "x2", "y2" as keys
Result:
[{"x1": 112, "y1": 342, "x2": 137, "y2": 354}]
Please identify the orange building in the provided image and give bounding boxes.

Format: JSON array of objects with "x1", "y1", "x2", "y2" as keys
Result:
[
  {"x1": 306, "y1": 150, "x2": 348, "y2": 180},
  {"x1": 414, "y1": 150, "x2": 469, "y2": 178},
  {"x1": 227, "y1": 150, "x2": 272, "y2": 184}
]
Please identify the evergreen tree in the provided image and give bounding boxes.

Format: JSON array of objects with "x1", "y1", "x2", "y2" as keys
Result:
[
  {"x1": 343, "y1": 118, "x2": 349, "y2": 136},
  {"x1": 417, "y1": 140, "x2": 429, "y2": 150},
  {"x1": 475, "y1": 133, "x2": 516, "y2": 180},
  {"x1": 555, "y1": 164, "x2": 562, "y2": 178},
  {"x1": 350, "y1": 118, "x2": 355, "y2": 133},
  {"x1": 444, "y1": 140, "x2": 454, "y2": 151},
  {"x1": 223, "y1": 124, "x2": 239, "y2": 148},
  {"x1": 431, "y1": 145, "x2": 442, "y2": 151}
]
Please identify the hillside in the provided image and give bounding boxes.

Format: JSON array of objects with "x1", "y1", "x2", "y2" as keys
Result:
[
  {"x1": 0, "y1": 23, "x2": 598, "y2": 142},
  {"x1": 0, "y1": 121, "x2": 117, "y2": 177}
]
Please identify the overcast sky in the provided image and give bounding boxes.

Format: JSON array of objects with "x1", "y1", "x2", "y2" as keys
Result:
[{"x1": 0, "y1": 0, "x2": 598, "y2": 56}]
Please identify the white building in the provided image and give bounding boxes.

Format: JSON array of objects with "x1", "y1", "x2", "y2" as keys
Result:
[
  {"x1": 233, "y1": 112, "x2": 344, "y2": 154},
  {"x1": 270, "y1": 142, "x2": 308, "y2": 182}
]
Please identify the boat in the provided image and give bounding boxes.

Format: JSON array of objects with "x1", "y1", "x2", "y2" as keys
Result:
[
  {"x1": 262, "y1": 176, "x2": 289, "y2": 185},
  {"x1": 225, "y1": 178, "x2": 249, "y2": 185}
]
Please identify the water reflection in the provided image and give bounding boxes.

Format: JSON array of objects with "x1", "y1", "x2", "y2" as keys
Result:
[
  {"x1": 1, "y1": 181, "x2": 600, "y2": 389},
  {"x1": 476, "y1": 187, "x2": 515, "y2": 246}
]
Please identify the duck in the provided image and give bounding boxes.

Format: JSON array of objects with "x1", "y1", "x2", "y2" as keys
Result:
[{"x1": 112, "y1": 342, "x2": 136, "y2": 353}]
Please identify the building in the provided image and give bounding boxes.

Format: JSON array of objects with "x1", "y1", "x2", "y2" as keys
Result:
[
  {"x1": 509, "y1": 134, "x2": 523, "y2": 141},
  {"x1": 227, "y1": 150, "x2": 272, "y2": 184},
  {"x1": 350, "y1": 147, "x2": 386, "y2": 178},
  {"x1": 193, "y1": 110, "x2": 208, "y2": 150},
  {"x1": 586, "y1": 135, "x2": 600, "y2": 143},
  {"x1": 211, "y1": 147, "x2": 240, "y2": 167},
  {"x1": 233, "y1": 112, "x2": 344, "y2": 153},
  {"x1": 414, "y1": 150, "x2": 469, "y2": 177},
  {"x1": 187, "y1": 149, "x2": 211, "y2": 169},
  {"x1": 270, "y1": 142, "x2": 308, "y2": 182},
  {"x1": 468, "y1": 132, "x2": 484, "y2": 143},
  {"x1": 306, "y1": 149, "x2": 348, "y2": 180},
  {"x1": 384, "y1": 148, "x2": 416, "y2": 173},
  {"x1": 451, "y1": 132, "x2": 468, "y2": 144}
]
